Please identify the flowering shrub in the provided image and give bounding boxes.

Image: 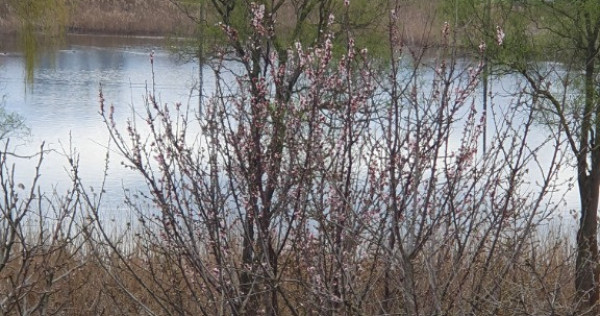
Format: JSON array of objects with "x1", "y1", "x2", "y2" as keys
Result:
[{"x1": 93, "y1": 1, "x2": 572, "y2": 315}]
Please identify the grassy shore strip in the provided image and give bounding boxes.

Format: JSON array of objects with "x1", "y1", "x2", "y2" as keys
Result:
[
  {"x1": 0, "y1": 0, "x2": 440, "y2": 45},
  {"x1": 0, "y1": 0, "x2": 197, "y2": 36}
]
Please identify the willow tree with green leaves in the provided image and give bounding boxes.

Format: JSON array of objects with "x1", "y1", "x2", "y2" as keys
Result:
[
  {"x1": 8, "y1": 0, "x2": 71, "y2": 82},
  {"x1": 449, "y1": 0, "x2": 600, "y2": 312}
]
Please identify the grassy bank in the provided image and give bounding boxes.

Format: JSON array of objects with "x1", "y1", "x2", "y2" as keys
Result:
[
  {"x1": 0, "y1": 0, "x2": 197, "y2": 36},
  {"x1": 0, "y1": 0, "x2": 441, "y2": 45},
  {"x1": 68, "y1": 0, "x2": 197, "y2": 36}
]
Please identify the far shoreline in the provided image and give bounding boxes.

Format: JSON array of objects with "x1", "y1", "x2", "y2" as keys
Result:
[
  {"x1": 0, "y1": 0, "x2": 440, "y2": 49},
  {"x1": 0, "y1": 0, "x2": 197, "y2": 39}
]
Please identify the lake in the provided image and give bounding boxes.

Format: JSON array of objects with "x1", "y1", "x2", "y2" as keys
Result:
[
  {"x1": 0, "y1": 34, "x2": 205, "y2": 220},
  {"x1": 0, "y1": 34, "x2": 580, "y2": 230}
]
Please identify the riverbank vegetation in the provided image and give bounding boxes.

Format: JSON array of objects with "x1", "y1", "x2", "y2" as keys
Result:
[
  {"x1": 0, "y1": 0, "x2": 195, "y2": 36},
  {"x1": 447, "y1": 0, "x2": 600, "y2": 312},
  {"x1": 0, "y1": 0, "x2": 441, "y2": 46},
  {"x1": 1, "y1": 0, "x2": 597, "y2": 315}
]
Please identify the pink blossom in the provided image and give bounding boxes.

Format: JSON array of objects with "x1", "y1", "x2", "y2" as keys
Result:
[
  {"x1": 442, "y1": 22, "x2": 450, "y2": 38},
  {"x1": 479, "y1": 42, "x2": 486, "y2": 53},
  {"x1": 496, "y1": 25, "x2": 505, "y2": 46},
  {"x1": 328, "y1": 13, "x2": 335, "y2": 26}
]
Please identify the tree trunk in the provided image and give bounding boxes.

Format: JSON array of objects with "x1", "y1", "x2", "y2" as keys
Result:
[
  {"x1": 576, "y1": 175, "x2": 600, "y2": 313},
  {"x1": 401, "y1": 254, "x2": 418, "y2": 316},
  {"x1": 575, "y1": 38, "x2": 600, "y2": 313},
  {"x1": 241, "y1": 213, "x2": 257, "y2": 315}
]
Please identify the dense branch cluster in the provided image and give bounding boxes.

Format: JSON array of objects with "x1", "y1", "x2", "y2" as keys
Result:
[{"x1": 0, "y1": 1, "x2": 587, "y2": 315}]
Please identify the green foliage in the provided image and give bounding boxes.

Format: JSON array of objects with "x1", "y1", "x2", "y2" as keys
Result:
[
  {"x1": 451, "y1": 2, "x2": 600, "y2": 309},
  {"x1": 444, "y1": 0, "x2": 528, "y2": 63},
  {"x1": 10, "y1": 0, "x2": 70, "y2": 33},
  {"x1": 446, "y1": 0, "x2": 600, "y2": 69},
  {"x1": 8, "y1": 0, "x2": 70, "y2": 83},
  {"x1": 0, "y1": 96, "x2": 29, "y2": 140},
  {"x1": 172, "y1": 0, "x2": 388, "y2": 60}
]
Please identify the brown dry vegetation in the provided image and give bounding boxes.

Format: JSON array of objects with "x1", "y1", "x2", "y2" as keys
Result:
[
  {"x1": 0, "y1": 0, "x2": 18, "y2": 33},
  {"x1": 1, "y1": 1, "x2": 589, "y2": 315},
  {"x1": 0, "y1": 0, "x2": 196, "y2": 36},
  {"x1": 0, "y1": 230, "x2": 581, "y2": 315},
  {"x1": 68, "y1": 0, "x2": 196, "y2": 36},
  {"x1": 0, "y1": 0, "x2": 440, "y2": 45}
]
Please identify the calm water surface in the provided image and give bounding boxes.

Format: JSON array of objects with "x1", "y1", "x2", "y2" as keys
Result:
[
  {"x1": 0, "y1": 34, "x2": 580, "y2": 228},
  {"x1": 0, "y1": 35, "x2": 203, "y2": 217}
]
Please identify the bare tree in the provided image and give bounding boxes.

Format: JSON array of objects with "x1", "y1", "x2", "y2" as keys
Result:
[
  {"x1": 0, "y1": 141, "x2": 90, "y2": 315},
  {"x1": 86, "y1": 1, "x2": 578, "y2": 315},
  {"x1": 449, "y1": 0, "x2": 600, "y2": 312}
]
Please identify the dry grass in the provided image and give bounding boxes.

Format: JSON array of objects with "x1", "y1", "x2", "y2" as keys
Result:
[
  {"x1": 68, "y1": 0, "x2": 196, "y2": 36},
  {"x1": 393, "y1": 0, "x2": 444, "y2": 47},
  {"x1": 0, "y1": 0, "x2": 442, "y2": 45},
  {"x1": 0, "y1": 0, "x2": 196, "y2": 36},
  {"x1": 0, "y1": 1, "x2": 19, "y2": 34},
  {"x1": 0, "y1": 228, "x2": 580, "y2": 315}
]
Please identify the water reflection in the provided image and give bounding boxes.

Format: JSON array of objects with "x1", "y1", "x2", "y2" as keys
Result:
[
  {"x1": 0, "y1": 35, "x2": 201, "y2": 216},
  {"x1": 0, "y1": 34, "x2": 580, "y2": 232}
]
